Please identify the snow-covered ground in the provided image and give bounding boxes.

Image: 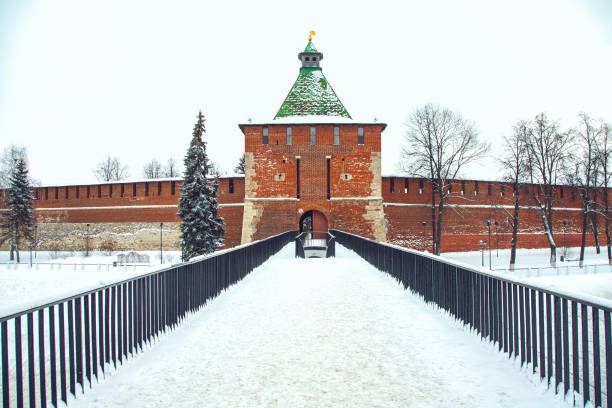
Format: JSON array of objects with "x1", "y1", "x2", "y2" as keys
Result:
[
  {"x1": 0, "y1": 251, "x2": 180, "y2": 317},
  {"x1": 443, "y1": 246, "x2": 612, "y2": 301},
  {"x1": 67, "y1": 244, "x2": 567, "y2": 407}
]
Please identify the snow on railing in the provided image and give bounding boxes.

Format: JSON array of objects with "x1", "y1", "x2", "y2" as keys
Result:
[
  {"x1": 0, "y1": 231, "x2": 296, "y2": 408},
  {"x1": 333, "y1": 229, "x2": 612, "y2": 408}
]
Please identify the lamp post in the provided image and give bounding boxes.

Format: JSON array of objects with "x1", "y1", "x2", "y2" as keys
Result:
[
  {"x1": 563, "y1": 220, "x2": 568, "y2": 261},
  {"x1": 160, "y1": 222, "x2": 163, "y2": 264},
  {"x1": 487, "y1": 220, "x2": 492, "y2": 269},
  {"x1": 34, "y1": 224, "x2": 38, "y2": 259},
  {"x1": 495, "y1": 221, "x2": 499, "y2": 257},
  {"x1": 421, "y1": 221, "x2": 426, "y2": 251},
  {"x1": 479, "y1": 240, "x2": 487, "y2": 267},
  {"x1": 86, "y1": 223, "x2": 90, "y2": 257}
]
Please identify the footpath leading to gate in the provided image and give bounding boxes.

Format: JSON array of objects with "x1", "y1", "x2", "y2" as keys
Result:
[{"x1": 71, "y1": 244, "x2": 566, "y2": 407}]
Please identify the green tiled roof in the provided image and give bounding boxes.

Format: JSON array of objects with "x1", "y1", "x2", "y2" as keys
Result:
[
  {"x1": 303, "y1": 41, "x2": 318, "y2": 53},
  {"x1": 274, "y1": 43, "x2": 351, "y2": 119}
]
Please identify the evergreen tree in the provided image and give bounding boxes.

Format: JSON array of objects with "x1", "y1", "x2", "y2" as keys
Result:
[
  {"x1": 0, "y1": 159, "x2": 36, "y2": 262},
  {"x1": 177, "y1": 111, "x2": 225, "y2": 261}
]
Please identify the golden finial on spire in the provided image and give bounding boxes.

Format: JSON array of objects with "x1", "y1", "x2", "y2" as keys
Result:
[{"x1": 308, "y1": 30, "x2": 316, "y2": 42}]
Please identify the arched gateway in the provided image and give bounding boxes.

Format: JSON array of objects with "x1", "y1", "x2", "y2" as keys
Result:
[{"x1": 299, "y1": 210, "x2": 328, "y2": 239}]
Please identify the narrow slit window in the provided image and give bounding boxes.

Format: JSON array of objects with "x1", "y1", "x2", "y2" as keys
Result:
[
  {"x1": 560, "y1": 188, "x2": 564, "y2": 199},
  {"x1": 419, "y1": 179, "x2": 424, "y2": 194},
  {"x1": 158, "y1": 182, "x2": 162, "y2": 196},
  {"x1": 76, "y1": 186, "x2": 79, "y2": 199},
  {"x1": 133, "y1": 183, "x2": 137, "y2": 197},
  {"x1": 65, "y1": 186, "x2": 69, "y2": 199},
  {"x1": 55, "y1": 187, "x2": 58, "y2": 200},
  {"x1": 404, "y1": 178, "x2": 409, "y2": 193},
  {"x1": 358, "y1": 127, "x2": 364, "y2": 145},
  {"x1": 45, "y1": 187, "x2": 48, "y2": 200},
  {"x1": 263, "y1": 127, "x2": 268, "y2": 145},
  {"x1": 390, "y1": 178, "x2": 395, "y2": 193},
  {"x1": 229, "y1": 178, "x2": 234, "y2": 194},
  {"x1": 286, "y1": 127, "x2": 292, "y2": 145},
  {"x1": 500, "y1": 185, "x2": 505, "y2": 197},
  {"x1": 145, "y1": 183, "x2": 149, "y2": 196},
  {"x1": 296, "y1": 159, "x2": 301, "y2": 199},
  {"x1": 487, "y1": 182, "x2": 492, "y2": 196},
  {"x1": 120, "y1": 183, "x2": 124, "y2": 198},
  {"x1": 36, "y1": 189, "x2": 40, "y2": 200},
  {"x1": 86, "y1": 186, "x2": 90, "y2": 199},
  {"x1": 97, "y1": 185, "x2": 101, "y2": 198},
  {"x1": 334, "y1": 127, "x2": 340, "y2": 145},
  {"x1": 474, "y1": 181, "x2": 479, "y2": 195},
  {"x1": 171, "y1": 181, "x2": 175, "y2": 195},
  {"x1": 109, "y1": 184, "x2": 113, "y2": 198},
  {"x1": 461, "y1": 180, "x2": 466, "y2": 195},
  {"x1": 310, "y1": 126, "x2": 316, "y2": 145},
  {"x1": 326, "y1": 158, "x2": 331, "y2": 200}
]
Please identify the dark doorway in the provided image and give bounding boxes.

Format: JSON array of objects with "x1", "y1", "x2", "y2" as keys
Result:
[{"x1": 299, "y1": 210, "x2": 328, "y2": 239}]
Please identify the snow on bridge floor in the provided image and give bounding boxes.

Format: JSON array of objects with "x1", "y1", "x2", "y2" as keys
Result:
[{"x1": 71, "y1": 244, "x2": 567, "y2": 408}]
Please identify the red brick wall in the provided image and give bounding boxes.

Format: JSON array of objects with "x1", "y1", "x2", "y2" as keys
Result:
[
  {"x1": 241, "y1": 123, "x2": 385, "y2": 242},
  {"x1": 1, "y1": 177, "x2": 245, "y2": 249},
  {"x1": 382, "y1": 176, "x2": 608, "y2": 252}
]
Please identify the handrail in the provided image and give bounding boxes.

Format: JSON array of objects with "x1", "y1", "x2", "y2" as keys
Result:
[
  {"x1": 1, "y1": 230, "x2": 296, "y2": 407},
  {"x1": 332, "y1": 229, "x2": 612, "y2": 407}
]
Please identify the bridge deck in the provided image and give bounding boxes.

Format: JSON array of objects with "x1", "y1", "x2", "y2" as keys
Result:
[{"x1": 71, "y1": 244, "x2": 566, "y2": 407}]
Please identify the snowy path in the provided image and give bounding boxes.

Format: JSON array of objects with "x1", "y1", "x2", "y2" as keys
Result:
[{"x1": 71, "y1": 244, "x2": 566, "y2": 407}]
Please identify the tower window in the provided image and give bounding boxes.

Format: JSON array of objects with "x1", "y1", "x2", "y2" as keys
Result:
[
  {"x1": 263, "y1": 127, "x2": 268, "y2": 145},
  {"x1": 334, "y1": 127, "x2": 339, "y2": 145},
  {"x1": 358, "y1": 127, "x2": 364, "y2": 145},
  {"x1": 310, "y1": 126, "x2": 316, "y2": 145},
  {"x1": 296, "y1": 158, "x2": 301, "y2": 199},
  {"x1": 229, "y1": 178, "x2": 234, "y2": 194},
  {"x1": 312, "y1": 57, "x2": 317, "y2": 61},
  {"x1": 305, "y1": 57, "x2": 310, "y2": 61},
  {"x1": 326, "y1": 158, "x2": 331, "y2": 200},
  {"x1": 287, "y1": 127, "x2": 292, "y2": 145}
]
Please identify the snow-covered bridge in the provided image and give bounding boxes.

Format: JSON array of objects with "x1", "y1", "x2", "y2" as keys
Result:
[{"x1": 1, "y1": 231, "x2": 610, "y2": 407}]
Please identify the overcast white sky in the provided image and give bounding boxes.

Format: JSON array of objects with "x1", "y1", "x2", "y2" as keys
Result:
[{"x1": 1, "y1": 0, "x2": 611, "y2": 186}]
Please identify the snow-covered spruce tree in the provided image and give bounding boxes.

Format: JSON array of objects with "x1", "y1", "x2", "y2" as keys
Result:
[
  {"x1": 0, "y1": 159, "x2": 36, "y2": 262},
  {"x1": 177, "y1": 111, "x2": 225, "y2": 261}
]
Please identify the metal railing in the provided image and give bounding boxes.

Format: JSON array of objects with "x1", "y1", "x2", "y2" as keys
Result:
[
  {"x1": 295, "y1": 231, "x2": 335, "y2": 258},
  {"x1": 1, "y1": 231, "x2": 295, "y2": 408},
  {"x1": 333, "y1": 229, "x2": 612, "y2": 408}
]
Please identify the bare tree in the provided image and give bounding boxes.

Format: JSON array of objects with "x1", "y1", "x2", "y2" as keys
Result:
[
  {"x1": 401, "y1": 104, "x2": 489, "y2": 254},
  {"x1": 498, "y1": 121, "x2": 529, "y2": 269},
  {"x1": 143, "y1": 159, "x2": 163, "y2": 179},
  {"x1": 524, "y1": 113, "x2": 573, "y2": 265},
  {"x1": 596, "y1": 122, "x2": 612, "y2": 263},
  {"x1": 94, "y1": 156, "x2": 129, "y2": 182},
  {"x1": 0, "y1": 145, "x2": 40, "y2": 187},
  {"x1": 567, "y1": 113, "x2": 602, "y2": 265},
  {"x1": 163, "y1": 158, "x2": 181, "y2": 177},
  {"x1": 234, "y1": 153, "x2": 245, "y2": 174}
]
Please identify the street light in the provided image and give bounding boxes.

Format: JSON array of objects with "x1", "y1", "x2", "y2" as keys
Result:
[
  {"x1": 86, "y1": 223, "x2": 90, "y2": 257},
  {"x1": 34, "y1": 224, "x2": 38, "y2": 259},
  {"x1": 563, "y1": 220, "x2": 568, "y2": 261},
  {"x1": 487, "y1": 220, "x2": 492, "y2": 269},
  {"x1": 421, "y1": 221, "x2": 426, "y2": 251},
  {"x1": 479, "y1": 240, "x2": 487, "y2": 267},
  {"x1": 494, "y1": 221, "x2": 499, "y2": 257},
  {"x1": 160, "y1": 222, "x2": 163, "y2": 264}
]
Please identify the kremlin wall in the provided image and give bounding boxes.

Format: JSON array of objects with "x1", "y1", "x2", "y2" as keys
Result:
[{"x1": 0, "y1": 40, "x2": 604, "y2": 255}]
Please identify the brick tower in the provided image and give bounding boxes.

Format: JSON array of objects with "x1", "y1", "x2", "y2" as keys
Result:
[{"x1": 240, "y1": 38, "x2": 386, "y2": 244}]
